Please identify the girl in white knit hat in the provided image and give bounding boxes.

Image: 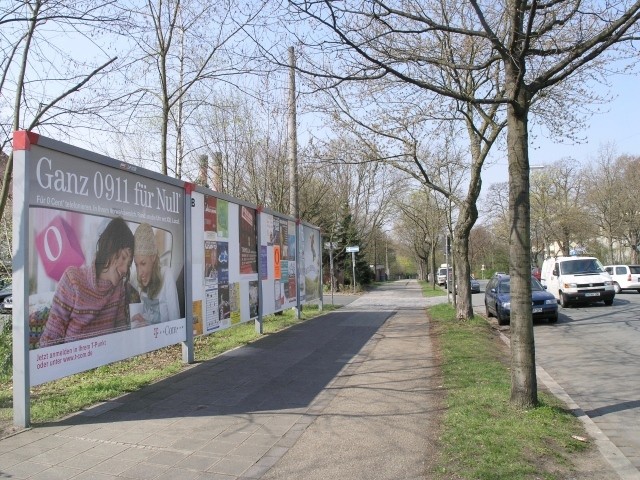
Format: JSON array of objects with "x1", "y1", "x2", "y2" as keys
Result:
[{"x1": 131, "y1": 223, "x2": 180, "y2": 326}]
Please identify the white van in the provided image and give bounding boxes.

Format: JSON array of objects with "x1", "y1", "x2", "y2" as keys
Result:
[
  {"x1": 540, "y1": 256, "x2": 615, "y2": 308},
  {"x1": 436, "y1": 264, "x2": 450, "y2": 286}
]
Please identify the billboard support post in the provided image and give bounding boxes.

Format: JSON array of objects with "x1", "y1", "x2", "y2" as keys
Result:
[
  {"x1": 182, "y1": 183, "x2": 195, "y2": 364},
  {"x1": 256, "y1": 207, "x2": 264, "y2": 333},
  {"x1": 295, "y1": 219, "x2": 302, "y2": 319},
  {"x1": 12, "y1": 131, "x2": 33, "y2": 428}
]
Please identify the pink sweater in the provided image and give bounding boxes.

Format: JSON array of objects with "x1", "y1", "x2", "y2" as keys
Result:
[{"x1": 39, "y1": 264, "x2": 131, "y2": 347}]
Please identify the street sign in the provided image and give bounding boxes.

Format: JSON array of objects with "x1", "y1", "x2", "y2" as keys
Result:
[{"x1": 346, "y1": 245, "x2": 359, "y2": 253}]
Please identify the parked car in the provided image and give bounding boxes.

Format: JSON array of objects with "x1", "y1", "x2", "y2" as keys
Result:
[
  {"x1": 603, "y1": 265, "x2": 640, "y2": 294},
  {"x1": 0, "y1": 284, "x2": 12, "y2": 314},
  {"x1": 531, "y1": 266, "x2": 541, "y2": 281},
  {"x1": 447, "y1": 275, "x2": 481, "y2": 294},
  {"x1": 2, "y1": 295, "x2": 12, "y2": 312},
  {"x1": 484, "y1": 275, "x2": 558, "y2": 325}
]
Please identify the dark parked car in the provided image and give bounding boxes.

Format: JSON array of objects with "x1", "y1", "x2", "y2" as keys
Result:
[
  {"x1": 0, "y1": 284, "x2": 11, "y2": 313},
  {"x1": 484, "y1": 275, "x2": 558, "y2": 325},
  {"x1": 447, "y1": 275, "x2": 481, "y2": 294}
]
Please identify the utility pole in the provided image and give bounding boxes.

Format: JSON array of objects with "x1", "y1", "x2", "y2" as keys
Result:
[
  {"x1": 288, "y1": 46, "x2": 301, "y2": 318},
  {"x1": 288, "y1": 46, "x2": 299, "y2": 219}
]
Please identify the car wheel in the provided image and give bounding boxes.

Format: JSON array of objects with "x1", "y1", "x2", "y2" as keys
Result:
[
  {"x1": 604, "y1": 297, "x2": 614, "y2": 306},
  {"x1": 613, "y1": 282, "x2": 621, "y2": 294},
  {"x1": 548, "y1": 314, "x2": 558, "y2": 323},
  {"x1": 496, "y1": 307, "x2": 508, "y2": 326},
  {"x1": 560, "y1": 292, "x2": 569, "y2": 308}
]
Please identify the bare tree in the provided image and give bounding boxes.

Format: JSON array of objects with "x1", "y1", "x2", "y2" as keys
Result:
[
  {"x1": 584, "y1": 144, "x2": 626, "y2": 263},
  {"x1": 614, "y1": 155, "x2": 640, "y2": 263},
  {"x1": 124, "y1": 0, "x2": 269, "y2": 176},
  {"x1": 0, "y1": 0, "x2": 131, "y2": 223},
  {"x1": 395, "y1": 188, "x2": 447, "y2": 285}
]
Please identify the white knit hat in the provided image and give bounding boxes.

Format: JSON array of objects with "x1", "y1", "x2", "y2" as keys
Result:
[{"x1": 134, "y1": 223, "x2": 157, "y2": 256}]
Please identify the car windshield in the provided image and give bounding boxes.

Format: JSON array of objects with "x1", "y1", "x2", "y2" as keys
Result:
[
  {"x1": 498, "y1": 280, "x2": 510, "y2": 293},
  {"x1": 559, "y1": 259, "x2": 604, "y2": 275},
  {"x1": 531, "y1": 278, "x2": 545, "y2": 291}
]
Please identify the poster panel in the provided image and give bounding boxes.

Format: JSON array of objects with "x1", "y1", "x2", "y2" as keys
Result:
[
  {"x1": 303, "y1": 225, "x2": 321, "y2": 302},
  {"x1": 259, "y1": 212, "x2": 300, "y2": 315},
  {"x1": 191, "y1": 192, "x2": 259, "y2": 337},
  {"x1": 26, "y1": 145, "x2": 185, "y2": 386}
]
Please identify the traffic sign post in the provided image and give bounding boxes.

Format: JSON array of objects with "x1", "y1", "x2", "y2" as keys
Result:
[
  {"x1": 346, "y1": 246, "x2": 359, "y2": 293},
  {"x1": 324, "y1": 242, "x2": 336, "y2": 304}
]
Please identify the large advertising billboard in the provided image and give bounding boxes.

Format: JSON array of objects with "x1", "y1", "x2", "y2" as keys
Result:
[{"x1": 23, "y1": 144, "x2": 185, "y2": 385}]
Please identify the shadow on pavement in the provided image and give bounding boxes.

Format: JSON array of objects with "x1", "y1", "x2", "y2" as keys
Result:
[{"x1": 45, "y1": 309, "x2": 393, "y2": 429}]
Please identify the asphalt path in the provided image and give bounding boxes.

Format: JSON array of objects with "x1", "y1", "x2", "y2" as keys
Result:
[{"x1": 471, "y1": 280, "x2": 640, "y2": 479}]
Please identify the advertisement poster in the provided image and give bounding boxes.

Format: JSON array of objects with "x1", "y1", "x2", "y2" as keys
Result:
[
  {"x1": 249, "y1": 280, "x2": 259, "y2": 318},
  {"x1": 217, "y1": 199, "x2": 229, "y2": 238},
  {"x1": 192, "y1": 300, "x2": 203, "y2": 336},
  {"x1": 260, "y1": 245, "x2": 268, "y2": 280},
  {"x1": 303, "y1": 226, "x2": 321, "y2": 302},
  {"x1": 26, "y1": 146, "x2": 185, "y2": 386},
  {"x1": 273, "y1": 245, "x2": 282, "y2": 280},
  {"x1": 230, "y1": 282, "x2": 241, "y2": 324},
  {"x1": 204, "y1": 240, "x2": 218, "y2": 282},
  {"x1": 204, "y1": 195, "x2": 217, "y2": 235},
  {"x1": 239, "y1": 205, "x2": 257, "y2": 275},
  {"x1": 216, "y1": 242, "x2": 229, "y2": 283},
  {"x1": 205, "y1": 287, "x2": 221, "y2": 332}
]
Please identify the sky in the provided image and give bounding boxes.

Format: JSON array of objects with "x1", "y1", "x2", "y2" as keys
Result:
[{"x1": 481, "y1": 73, "x2": 639, "y2": 187}]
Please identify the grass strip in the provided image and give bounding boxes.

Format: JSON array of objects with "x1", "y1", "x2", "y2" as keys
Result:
[{"x1": 429, "y1": 302, "x2": 591, "y2": 480}]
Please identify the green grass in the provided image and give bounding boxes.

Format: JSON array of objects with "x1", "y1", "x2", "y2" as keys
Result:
[
  {"x1": 429, "y1": 302, "x2": 591, "y2": 480},
  {"x1": 421, "y1": 281, "x2": 448, "y2": 297},
  {"x1": 0, "y1": 304, "x2": 336, "y2": 427}
]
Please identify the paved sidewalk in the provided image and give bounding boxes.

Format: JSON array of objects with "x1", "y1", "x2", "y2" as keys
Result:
[{"x1": 0, "y1": 280, "x2": 445, "y2": 479}]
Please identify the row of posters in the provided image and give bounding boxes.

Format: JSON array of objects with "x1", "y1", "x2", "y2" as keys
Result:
[{"x1": 13, "y1": 132, "x2": 321, "y2": 388}]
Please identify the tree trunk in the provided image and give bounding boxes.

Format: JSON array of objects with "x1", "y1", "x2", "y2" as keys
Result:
[
  {"x1": 452, "y1": 234, "x2": 473, "y2": 319},
  {"x1": 506, "y1": 79, "x2": 537, "y2": 408},
  {"x1": 431, "y1": 243, "x2": 437, "y2": 289},
  {"x1": 453, "y1": 198, "x2": 478, "y2": 320}
]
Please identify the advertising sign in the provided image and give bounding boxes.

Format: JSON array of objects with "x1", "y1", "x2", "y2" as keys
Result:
[
  {"x1": 22, "y1": 142, "x2": 186, "y2": 386},
  {"x1": 303, "y1": 225, "x2": 321, "y2": 302},
  {"x1": 191, "y1": 192, "x2": 259, "y2": 337}
]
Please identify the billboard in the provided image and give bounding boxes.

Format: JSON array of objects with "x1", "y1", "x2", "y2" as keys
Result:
[{"x1": 17, "y1": 137, "x2": 186, "y2": 385}]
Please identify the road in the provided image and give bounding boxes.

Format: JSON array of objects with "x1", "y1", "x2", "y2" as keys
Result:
[{"x1": 471, "y1": 280, "x2": 640, "y2": 477}]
